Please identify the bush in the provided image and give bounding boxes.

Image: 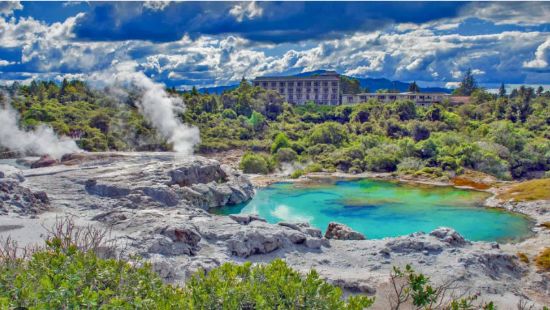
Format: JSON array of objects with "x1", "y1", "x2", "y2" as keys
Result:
[
  {"x1": 309, "y1": 122, "x2": 348, "y2": 146},
  {"x1": 271, "y1": 132, "x2": 290, "y2": 154},
  {"x1": 276, "y1": 147, "x2": 298, "y2": 163},
  {"x1": 364, "y1": 144, "x2": 401, "y2": 172},
  {"x1": 0, "y1": 238, "x2": 187, "y2": 309},
  {"x1": 185, "y1": 259, "x2": 374, "y2": 309},
  {"x1": 290, "y1": 169, "x2": 304, "y2": 179},
  {"x1": 0, "y1": 237, "x2": 373, "y2": 309},
  {"x1": 239, "y1": 152, "x2": 273, "y2": 174},
  {"x1": 222, "y1": 108, "x2": 238, "y2": 119},
  {"x1": 305, "y1": 163, "x2": 323, "y2": 173}
]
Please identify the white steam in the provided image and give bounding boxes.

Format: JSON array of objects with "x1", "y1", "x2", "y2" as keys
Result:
[
  {"x1": 93, "y1": 61, "x2": 200, "y2": 154},
  {"x1": 0, "y1": 104, "x2": 81, "y2": 159}
]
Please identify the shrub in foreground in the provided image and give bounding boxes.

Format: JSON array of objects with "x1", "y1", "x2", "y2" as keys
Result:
[
  {"x1": 535, "y1": 247, "x2": 550, "y2": 271},
  {"x1": 0, "y1": 238, "x2": 374, "y2": 309}
]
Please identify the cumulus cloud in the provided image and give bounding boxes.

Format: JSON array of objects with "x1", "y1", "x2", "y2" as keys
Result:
[
  {"x1": 229, "y1": 1, "x2": 263, "y2": 22},
  {"x1": 462, "y1": 2, "x2": 550, "y2": 26},
  {"x1": 143, "y1": 1, "x2": 171, "y2": 11},
  {"x1": 523, "y1": 39, "x2": 550, "y2": 70},
  {"x1": 0, "y1": 1, "x2": 22, "y2": 16}
]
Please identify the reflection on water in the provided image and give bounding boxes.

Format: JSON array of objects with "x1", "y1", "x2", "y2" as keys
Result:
[{"x1": 214, "y1": 179, "x2": 533, "y2": 242}]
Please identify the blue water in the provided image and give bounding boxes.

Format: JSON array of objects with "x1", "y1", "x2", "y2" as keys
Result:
[{"x1": 214, "y1": 179, "x2": 533, "y2": 242}]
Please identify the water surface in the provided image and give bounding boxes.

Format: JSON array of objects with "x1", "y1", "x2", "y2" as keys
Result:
[{"x1": 215, "y1": 179, "x2": 533, "y2": 242}]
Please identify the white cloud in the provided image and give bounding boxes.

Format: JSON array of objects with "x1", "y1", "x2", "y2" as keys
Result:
[
  {"x1": 461, "y1": 2, "x2": 550, "y2": 26},
  {"x1": 523, "y1": 39, "x2": 550, "y2": 69},
  {"x1": 143, "y1": 1, "x2": 171, "y2": 11},
  {"x1": 229, "y1": 1, "x2": 263, "y2": 23},
  {"x1": 0, "y1": 1, "x2": 22, "y2": 16}
]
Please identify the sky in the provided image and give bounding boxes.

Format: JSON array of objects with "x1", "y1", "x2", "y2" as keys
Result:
[{"x1": 0, "y1": 1, "x2": 549, "y2": 90}]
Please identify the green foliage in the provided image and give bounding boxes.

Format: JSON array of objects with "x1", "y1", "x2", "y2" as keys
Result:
[
  {"x1": 309, "y1": 122, "x2": 348, "y2": 146},
  {"x1": 239, "y1": 152, "x2": 274, "y2": 174},
  {"x1": 290, "y1": 169, "x2": 304, "y2": 179},
  {"x1": 271, "y1": 132, "x2": 291, "y2": 154},
  {"x1": 276, "y1": 147, "x2": 298, "y2": 163},
  {"x1": 0, "y1": 238, "x2": 187, "y2": 309},
  {"x1": 185, "y1": 259, "x2": 374, "y2": 310},
  {"x1": 0, "y1": 238, "x2": 373, "y2": 309},
  {"x1": 5, "y1": 78, "x2": 550, "y2": 181}
]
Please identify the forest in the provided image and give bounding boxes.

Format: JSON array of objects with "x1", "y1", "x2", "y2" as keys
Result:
[{"x1": 1, "y1": 74, "x2": 549, "y2": 181}]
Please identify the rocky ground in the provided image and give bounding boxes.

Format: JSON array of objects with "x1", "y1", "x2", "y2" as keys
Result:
[{"x1": 0, "y1": 152, "x2": 548, "y2": 309}]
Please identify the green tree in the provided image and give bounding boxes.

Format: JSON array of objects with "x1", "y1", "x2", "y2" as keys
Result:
[
  {"x1": 408, "y1": 81, "x2": 420, "y2": 93},
  {"x1": 453, "y1": 68, "x2": 478, "y2": 96},
  {"x1": 498, "y1": 83, "x2": 506, "y2": 97},
  {"x1": 309, "y1": 122, "x2": 348, "y2": 146}
]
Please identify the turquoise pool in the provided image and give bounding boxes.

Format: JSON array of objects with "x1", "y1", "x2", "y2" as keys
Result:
[{"x1": 214, "y1": 179, "x2": 533, "y2": 242}]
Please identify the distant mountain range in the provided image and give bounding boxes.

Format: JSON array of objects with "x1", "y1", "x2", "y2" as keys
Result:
[{"x1": 198, "y1": 70, "x2": 451, "y2": 94}]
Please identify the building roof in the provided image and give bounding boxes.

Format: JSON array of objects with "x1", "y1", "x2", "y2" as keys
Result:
[{"x1": 254, "y1": 71, "x2": 340, "y2": 81}]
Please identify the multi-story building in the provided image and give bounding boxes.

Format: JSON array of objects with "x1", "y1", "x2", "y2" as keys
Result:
[
  {"x1": 254, "y1": 71, "x2": 450, "y2": 106},
  {"x1": 341, "y1": 92, "x2": 449, "y2": 107},
  {"x1": 253, "y1": 71, "x2": 341, "y2": 105}
]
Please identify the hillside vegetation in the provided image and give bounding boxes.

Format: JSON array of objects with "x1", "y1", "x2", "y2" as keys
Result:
[{"x1": 2, "y1": 77, "x2": 549, "y2": 180}]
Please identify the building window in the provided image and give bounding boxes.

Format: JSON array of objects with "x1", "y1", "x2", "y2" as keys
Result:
[
  {"x1": 271, "y1": 82, "x2": 276, "y2": 87},
  {"x1": 288, "y1": 94, "x2": 293, "y2": 100},
  {"x1": 254, "y1": 82, "x2": 259, "y2": 86},
  {"x1": 313, "y1": 81, "x2": 319, "y2": 86},
  {"x1": 323, "y1": 94, "x2": 328, "y2": 100},
  {"x1": 296, "y1": 94, "x2": 302, "y2": 99},
  {"x1": 297, "y1": 88, "x2": 302, "y2": 92},
  {"x1": 279, "y1": 82, "x2": 285, "y2": 87},
  {"x1": 306, "y1": 88, "x2": 311, "y2": 93},
  {"x1": 323, "y1": 88, "x2": 329, "y2": 93},
  {"x1": 360, "y1": 96, "x2": 367, "y2": 101},
  {"x1": 306, "y1": 94, "x2": 310, "y2": 100},
  {"x1": 332, "y1": 81, "x2": 338, "y2": 86},
  {"x1": 288, "y1": 88, "x2": 293, "y2": 93},
  {"x1": 379, "y1": 96, "x2": 386, "y2": 100},
  {"x1": 306, "y1": 81, "x2": 311, "y2": 86},
  {"x1": 347, "y1": 96, "x2": 353, "y2": 102},
  {"x1": 279, "y1": 88, "x2": 285, "y2": 93},
  {"x1": 262, "y1": 82, "x2": 268, "y2": 87},
  {"x1": 297, "y1": 81, "x2": 302, "y2": 86},
  {"x1": 332, "y1": 88, "x2": 337, "y2": 93},
  {"x1": 288, "y1": 81, "x2": 294, "y2": 86},
  {"x1": 323, "y1": 81, "x2": 328, "y2": 86}
]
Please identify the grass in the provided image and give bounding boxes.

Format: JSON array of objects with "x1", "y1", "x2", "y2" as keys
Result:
[
  {"x1": 540, "y1": 222, "x2": 550, "y2": 230},
  {"x1": 517, "y1": 252, "x2": 529, "y2": 264},
  {"x1": 535, "y1": 248, "x2": 550, "y2": 271},
  {"x1": 497, "y1": 178, "x2": 550, "y2": 202},
  {"x1": 451, "y1": 177, "x2": 491, "y2": 190}
]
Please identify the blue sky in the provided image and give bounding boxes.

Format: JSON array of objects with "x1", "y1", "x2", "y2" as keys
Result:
[{"x1": 0, "y1": 1, "x2": 549, "y2": 89}]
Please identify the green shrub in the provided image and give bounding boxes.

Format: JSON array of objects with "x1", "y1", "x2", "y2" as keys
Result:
[
  {"x1": 222, "y1": 108, "x2": 238, "y2": 119},
  {"x1": 305, "y1": 163, "x2": 323, "y2": 173},
  {"x1": 309, "y1": 122, "x2": 348, "y2": 146},
  {"x1": 276, "y1": 147, "x2": 298, "y2": 163},
  {"x1": 290, "y1": 169, "x2": 304, "y2": 179},
  {"x1": 0, "y1": 238, "x2": 374, "y2": 309},
  {"x1": 185, "y1": 259, "x2": 374, "y2": 309},
  {"x1": 271, "y1": 132, "x2": 290, "y2": 154},
  {"x1": 239, "y1": 152, "x2": 273, "y2": 174},
  {"x1": 0, "y1": 238, "x2": 187, "y2": 309}
]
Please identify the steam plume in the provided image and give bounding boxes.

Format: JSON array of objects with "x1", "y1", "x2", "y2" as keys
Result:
[
  {"x1": 93, "y1": 61, "x2": 200, "y2": 154},
  {"x1": 0, "y1": 103, "x2": 81, "y2": 159}
]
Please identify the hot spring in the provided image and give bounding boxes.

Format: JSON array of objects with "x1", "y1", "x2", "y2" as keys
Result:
[{"x1": 214, "y1": 179, "x2": 533, "y2": 242}]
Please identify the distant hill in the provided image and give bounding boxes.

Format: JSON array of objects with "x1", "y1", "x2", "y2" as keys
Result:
[{"x1": 198, "y1": 70, "x2": 451, "y2": 94}]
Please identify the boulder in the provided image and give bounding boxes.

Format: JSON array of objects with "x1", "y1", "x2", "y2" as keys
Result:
[
  {"x1": 324, "y1": 222, "x2": 366, "y2": 240},
  {"x1": 429, "y1": 227, "x2": 468, "y2": 246},
  {"x1": 85, "y1": 179, "x2": 131, "y2": 198},
  {"x1": 229, "y1": 214, "x2": 267, "y2": 225},
  {"x1": 148, "y1": 224, "x2": 202, "y2": 256},
  {"x1": 168, "y1": 160, "x2": 227, "y2": 186},
  {"x1": 0, "y1": 178, "x2": 49, "y2": 215},
  {"x1": 30, "y1": 155, "x2": 58, "y2": 169}
]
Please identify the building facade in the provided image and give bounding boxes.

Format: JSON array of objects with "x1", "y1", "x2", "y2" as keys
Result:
[
  {"x1": 253, "y1": 71, "x2": 341, "y2": 105},
  {"x1": 341, "y1": 92, "x2": 449, "y2": 107},
  {"x1": 254, "y1": 71, "x2": 450, "y2": 106}
]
